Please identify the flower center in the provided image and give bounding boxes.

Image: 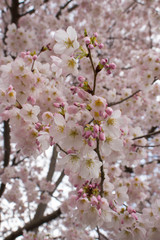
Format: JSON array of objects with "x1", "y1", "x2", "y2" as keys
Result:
[{"x1": 65, "y1": 38, "x2": 74, "y2": 48}]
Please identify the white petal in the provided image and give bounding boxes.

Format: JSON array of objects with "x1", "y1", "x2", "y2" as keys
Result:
[
  {"x1": 54, "y1": 113, "x2": 65, "y2": 126},
  {"x1": 112, "y1": 110, "x2": 121, "y2": 118},
  {"x1": 50, "y1": 56, "x2": 62, "y2": 65},
  {"x1": 111, "y1": 139, "x2": 123, "y2": 151},
  {"x1": 53, "y1": 43, "x2": 66, "y2": 54},
  {"x1": 54, "y1": 29, "x2": 68, "y2": 42},
  {"x1": 67, "y1": 26, "x2": 77, "y2": 40},
  {"x1": 73, "y1": 40, "x2": 79, "y2": 49}
]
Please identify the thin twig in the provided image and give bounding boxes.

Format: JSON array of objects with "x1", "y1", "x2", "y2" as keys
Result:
[
  {"x1": 133, "y1": 144, "x2": 160, "y2": 148},
  {"x1": 55, "y1": 0, "x2": 73, "y2": 19},
  {"x1": 95, "y1": 139, "x2": 104, "y2": 196},
  {"x1": 123, "y1": 1, "x2": 137, "y2": 13},
  {"x1": 86, "y1": 46, "x2": 98, "y2": 95},
  {"x1": 148, "y1": 21, "x2": 153, "y2": 49},
  {"x1": 133, "y1": 130, "x2": 160, "y2": 140},
  {"x1": 56, "y1": 144, "x2": 68, "y2": 155},
  {"x1": 108, "y1": 90, "x2": 141, "y2": 107}
]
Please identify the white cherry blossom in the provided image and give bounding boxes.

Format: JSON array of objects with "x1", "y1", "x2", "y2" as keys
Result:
[{"x1": 53, "y1": 26, "x2": 79, "y2": 55}]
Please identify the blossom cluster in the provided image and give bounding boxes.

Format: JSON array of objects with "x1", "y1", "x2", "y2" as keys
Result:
[{"x1": 0, "y1": 23, "x2": 160, "y2": 240}]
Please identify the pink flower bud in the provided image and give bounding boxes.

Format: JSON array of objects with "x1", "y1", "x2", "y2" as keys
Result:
[
  {"x1": 78, "y1": 188, "x2": 83, "y2": 193},
  {"x1": 109, "y1": 200, "x2": 114, "y2": 208},
  {"x1": 94, "y1": 124, "x2": 99, "y2": 133},
  {"x1": 106, "y1": 107, "x2": 113, "y2": 116},
  {"x1": 84, "y1": 37, "x2": 91, "y2": 44},
  {"x1": 93, "y1": 32, "x2": 98, "y2": 37},
  {"x1": 105, "y1": 58, "x2": 108, "y2": 63},
  {"x1": 20, "y1": 52, "x2": 26, "y2": 58},
  {"x1": 27, "y1": 96, "x2": 36, "y2": 105},
  {"x1": 131, "y1": 212, "x2": 138, "y2": 220},
  {"x1": 100, "y1": 59, "x2": 106, "y2": 65},
  {"x1": 92, "y1": 132, "x2": 98, "y2": 138},
  {"x1": 99, "y1": 132, "x2": 105, "y2": 141},
  {"x1": 33, "y1": 55, "x2": 37, "y2": 61},
  {"x1": 78, "y1": 75, "x2": 85, "y2": 82},
  {"x1": 94, "y1": 41, "x2": 98, "y2": 46},
  {"x1": 70, "y1": 86, "x2": 77, "y2": 94},
  {"x1": 60, "y1": 102, "x2": 65, "y2": 107},
  {"x1": 85, "y1": 131, "x2": 90, "y2": 138},
  {"x1": 78, "y1": 89, "x2": 87, "y2": 100},
  {"x1": 53, "y1": 103, "x2": 60, "y2": 108},
  {"x1": 67, "y1": 149, "x2": 76, "y2": 154},
  {"x1": 35, "y1": 122, "x2": 41, "y2": 130},
  {"x1": 91, "y1": 196, "x2": 98, "y2": 205},
  {"x1": 98, "y1": 43, "x2": 104, "y2": 49},
  {"x1": 103, "y1": 112, "x2": 108, "y2": 119},
  {"x1": 98, "y1": 208, "x2": 102, "y2": 215},
  {"x1": 88, "y1": 44, "x2": 94, "y2": 49},
  {"x1": 109, "y1": 63, "x2": 116, "y2": 69},
  {"x1": 107, "y1": 69, "x2": 111, "y2": 74},
  {"x1": 97, "y1": 195, "x2": 101, "y2": 201},
  {"x1": 128, "y1": 206, "x2": 136, "y2": 214},
  {"x1": 8, "y1": 85, "x2": 13, "y2": 91},
  {"x1": 80, "y1": 103, "x2": 86, "y2": 109},
  {"x1": 88, "y1": 139, "x2": 94, "y2": 147}
]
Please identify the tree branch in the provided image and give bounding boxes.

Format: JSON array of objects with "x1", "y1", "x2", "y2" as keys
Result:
[
  {"x1": 20, "y1": 8, "x2": 35, "y2": 17},
  {"x1": 148, "y1": 21, "x2": 153, "y2": 48},
  {"x1": 123, "y1": 1, "x2": 137, "y2": 13},
  {"x1": 33, "y1": 146, "x2": 58, "y2": 223},
  {"x1": 108, "y1": 90, "x2": 141, "y2": 107},
  {"x1": 55, "y1": 0, "x2": 74, "y2": 19},
  {"x1": 51, "y1": 170, "x2": 65, "y2": 196},
  {"x1": 10, "y1": 0, "x2": 20, "y2": 25},
  {"x1": 95, "y1": 139, "x2": 104, "y2": 196},
  {"x1": 133, "y1": 130, "x2": 160, "y2": 140},
  {"x1": 4, "y1": 208, "x2": 61, "y2": 240},
  {"x1": 133, "y1": 144, "x2": 160, "y2": 148},
  {"x1": 0, "y1": 120, "x2": 11, "y2": 198}
]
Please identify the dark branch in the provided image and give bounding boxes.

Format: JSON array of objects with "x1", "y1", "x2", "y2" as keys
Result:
[
  {"x1": 20, "y1": 8, "x2": 35, "y2": 17},
  {"x1": 56, "y1": 144, "x2": 68, "y2": 155},
  {"x1": 10, "y1": 0, "x2": 20, "y2": 25},
  {"x1": 0, "y1": 120, "x2": 11, "y2": 198},
  {"x1": 51, "y1": 170, "x2": 65, "y2": 196},
  {"x1": 108, "y1": 90, "x2": 141, "y2": 107},
  {"x1": 55, "y1": 0, "x2": 73, "y2": 19},
  {"x1": 133, "y1": 130, "x2": 160, "y2": 140},
  {"x1": 68, "y1": 3, "x2": 79, "y2": 12},
  {"x1": 148, "y1": 21, "x2": 153, "y2": 48},
  {"x1": 95, "y1": 139, "x2": 104, "y2": 196},
  {"x1": 33, "y1": 146, "x2": 58, "y2": 223},
  {"x1": 4, "y1": 208, "x2": 61, "y2": 240},
  {"x1": 133, "y1": 144, "x2": 160, "y2": 148}
]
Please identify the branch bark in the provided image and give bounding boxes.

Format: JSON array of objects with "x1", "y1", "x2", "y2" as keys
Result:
[
  {"x1": 108, "y1": 90, "x2": 141, "y2": 107},
  {"x1": 33, "y1": 146, "x2": 57, "y2": 223},
  {"x1": 0, "y1": 120, "x2": 11, "y2": 198},
  {"x1": 133, "y1": 130, "x2": 160, "y2": 140},
  {"x1": 4, "y1": 208, "x2": 61, "y2": 240},
  {"x1": 55, "y1": 0, "x2": 73, "y2": 19},
  {"x1": 10, "y1": 0, "x2": 19, "y2": 25}
]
